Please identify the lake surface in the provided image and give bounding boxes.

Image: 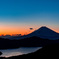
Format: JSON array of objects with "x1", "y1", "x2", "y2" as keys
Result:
[{"x1": 0, "y1": 47, "x2": 42, "y2": 58}]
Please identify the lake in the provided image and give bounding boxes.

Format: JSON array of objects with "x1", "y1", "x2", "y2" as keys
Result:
[{"x1": 0, "y1": 47, "x2": 42, "y2": 58}]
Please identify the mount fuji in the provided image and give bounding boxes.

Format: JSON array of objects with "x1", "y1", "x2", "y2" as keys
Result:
[
  {"x1": 21, "y1": 26, "x2": 59, "y2": 40},
  {"x1": 0, "y1": 26, "x2": 59, "y2": 48},
  {"x1": 2, "y1": 26, "x2": 59, "y2": 40}
]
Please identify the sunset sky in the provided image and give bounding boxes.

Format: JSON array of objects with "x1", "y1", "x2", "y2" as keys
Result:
[{"x1": 0, "y1": 0, "x2": 59, "y2": 35}]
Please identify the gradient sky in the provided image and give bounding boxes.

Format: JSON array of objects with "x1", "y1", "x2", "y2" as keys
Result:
[{"x1": 0, "y1": 0, "x2": 59, "y2": 35}]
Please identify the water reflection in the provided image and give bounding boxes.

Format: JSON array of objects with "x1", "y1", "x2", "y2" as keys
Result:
[{"x1": 0, "y1": 47, "x2": 42, "y2": 57}]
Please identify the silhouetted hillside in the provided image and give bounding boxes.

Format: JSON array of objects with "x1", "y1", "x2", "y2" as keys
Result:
[
  {"x1": 0, "y1": 36, "x2": 59, "y2": 49},
  {"x1": 0, "y1": 38, "x2": 20, "y2": 49},
  {"x1": 19, "y1": 36, "x2": 59, "y2": 47}
]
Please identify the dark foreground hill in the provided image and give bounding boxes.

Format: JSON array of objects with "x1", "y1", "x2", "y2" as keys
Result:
[
  {"x1": 0, "y1": 43, "x2": 59, "y2": 59},
  {"x1": 0, "y1": 36, "x2": 59, "y2": 49},
  {"x1": 0, "y1": 52, "x2": 2, "y2": 55}
]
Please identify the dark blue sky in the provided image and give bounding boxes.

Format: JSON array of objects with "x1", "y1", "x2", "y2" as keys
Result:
[
  {"x1": 0, "y1": 0, "x2": 59, "y2": 35},
  {"x1": 0, "y1": 0, "x2": 59, "y2": 15}
]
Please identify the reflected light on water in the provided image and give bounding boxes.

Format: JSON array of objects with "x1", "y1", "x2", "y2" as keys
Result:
[{"x1": 0, "y1": 47, "x2": 42, "y2": 57}]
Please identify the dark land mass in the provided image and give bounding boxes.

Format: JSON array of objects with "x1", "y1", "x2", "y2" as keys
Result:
[
  {"x1": 0, "y1": 52, "x2": 2, "y2": 55},
  {"x1": 0, "y1": 36, "x2": 59, "y2": 49},
  {"x1": 0, "y1": 43, "x2": 59, "y2": 59}
]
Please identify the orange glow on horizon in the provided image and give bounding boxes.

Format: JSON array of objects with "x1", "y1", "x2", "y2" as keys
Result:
[
  {"x1": 0, "y1": 29, "x2": 59, "y2": 36},
  {"x1": 0, "y1": 25, "x2": 35, "y2": 36},
  {"x1": 0, "y1": 30, "x2": 33, "y2": 36},
  {"x1": 0, "y1": 30, "x2": 34, "y2": 36},
  {"x1": 0, "y1": 25, "x2": 59, "y2": 36}
]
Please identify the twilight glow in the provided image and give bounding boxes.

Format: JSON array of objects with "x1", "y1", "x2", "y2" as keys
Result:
[{"x1": 0, "y1": 0, "x2": 59, "y2": 35}]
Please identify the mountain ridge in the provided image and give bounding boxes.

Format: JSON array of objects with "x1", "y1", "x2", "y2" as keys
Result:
[
  {"x1": 24, "y1": 26, "x2": 59, "y2": 40},
  {"x1": 1, "y1": 26, "x2": 59, "y2": 40}
]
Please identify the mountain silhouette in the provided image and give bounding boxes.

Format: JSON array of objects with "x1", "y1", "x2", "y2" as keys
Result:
[
  {"x1": 0, "y1": 26, "x2": 59, "y2": 49},
  {"x1": 2, "y1": 26, "x2": 59, "y2": 40},
  {"x1": 26, "y1": 26, "x2": 59, "y2": 40}
]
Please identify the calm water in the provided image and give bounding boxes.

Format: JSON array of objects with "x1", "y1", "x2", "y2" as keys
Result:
[{"x1": 0, "y1": 47, "x2": 42, "y2": 58}]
